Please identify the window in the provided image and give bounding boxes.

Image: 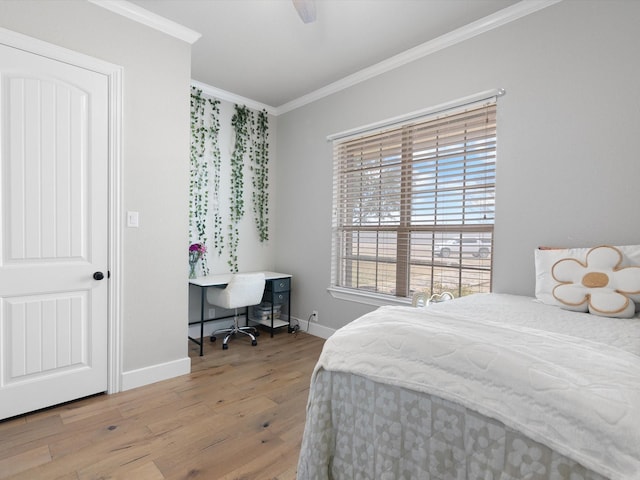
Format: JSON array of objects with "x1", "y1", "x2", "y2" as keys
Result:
[{"x1": 330, "y1": 101, "x2": 497, "y2": 301}]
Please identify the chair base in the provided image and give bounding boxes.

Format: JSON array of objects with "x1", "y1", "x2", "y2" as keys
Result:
[{"x1": 210, "y1": 319, "x2": 258, "y2": 349}]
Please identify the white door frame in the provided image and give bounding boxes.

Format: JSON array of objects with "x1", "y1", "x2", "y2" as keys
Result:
[{"x1": 0, "y1": 27, "x2": 123, "y2": 394}]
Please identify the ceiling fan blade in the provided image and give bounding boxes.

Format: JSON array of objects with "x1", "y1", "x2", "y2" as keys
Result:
[{"x1": 292, "y1": 0, "x2": 316, "y2": 23}]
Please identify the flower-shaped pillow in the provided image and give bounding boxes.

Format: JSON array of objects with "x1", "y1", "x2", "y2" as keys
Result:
[{"x1": 552, "y1": 245, "x2": 640, "y2": 318}]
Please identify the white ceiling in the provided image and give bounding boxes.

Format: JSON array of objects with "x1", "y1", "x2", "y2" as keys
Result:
[{"x1": 124, "y1": 0, "x2": 540, "y2": 111}]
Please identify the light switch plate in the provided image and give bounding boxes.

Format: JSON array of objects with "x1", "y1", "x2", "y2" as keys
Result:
[{"x1": 127, "y1": 211, "x2": 139, "y2": 228}]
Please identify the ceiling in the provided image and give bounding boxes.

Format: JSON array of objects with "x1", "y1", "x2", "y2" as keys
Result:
[{"x1": 127, "y1": 0, "x2": 526, "y2": 110}]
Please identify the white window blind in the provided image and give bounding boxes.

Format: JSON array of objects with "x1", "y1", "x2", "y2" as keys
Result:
[{"x1": 331, "y1": 100, "x2": 497, "y2": 299}]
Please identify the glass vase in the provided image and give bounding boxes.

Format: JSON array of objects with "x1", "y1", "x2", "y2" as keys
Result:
[{"x1": 188, "y1": 261, "x2": 197, "y2": 279}]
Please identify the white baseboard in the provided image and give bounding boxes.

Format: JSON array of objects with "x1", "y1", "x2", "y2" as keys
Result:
[
  {"x1": 292, "y1": 316, "x2": 336, "y2": 339},
  {"x1": 189, "y1": 317, "x2": 335, "y2": 340},
  {"x1": 188, "y1": 318, "x2": 235, "y2": 340},
  {"x1": 121, "y1": 356, "x2": 191, "y2": 391},
  {"x1": 121, "y1": 317, "x2": 332, "y2": 393}
]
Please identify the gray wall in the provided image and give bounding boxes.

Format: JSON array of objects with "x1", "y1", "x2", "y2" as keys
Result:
[
  {"x1": 274, "y1": 0, "x2": 640, "y2": 331},
  {"x1": 187, "y1": 95, "x2": 277, "y2": 328},
  {"x1": 0, "y1": 1, "x2": 191, "y2": 373},
  {"x1": 4, "y1": 0, "x2": 638, "y2": 370}
]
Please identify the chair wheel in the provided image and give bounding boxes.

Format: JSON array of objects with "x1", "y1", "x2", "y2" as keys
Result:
[
  {"x1": 254, "y1": 330, "x2": 260, "y2": 337},
  {"x1": 222, "y1": 343, "x2": 229, "y2": 350},
  {"x1": 210, "y1": 336, "x2": 216, "y2": 342},
  {"x1": 251, "y1": 340, "x2": 257, "y2": 346}
]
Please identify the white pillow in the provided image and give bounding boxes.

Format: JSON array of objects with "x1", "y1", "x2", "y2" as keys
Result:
[{"x1": 535, "y1": 244, "x2": 640, "y2": 317}]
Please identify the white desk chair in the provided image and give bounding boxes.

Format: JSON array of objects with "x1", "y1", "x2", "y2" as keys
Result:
[{"x1": 207, "y1": 272, "x2": 266, "y2": 349}]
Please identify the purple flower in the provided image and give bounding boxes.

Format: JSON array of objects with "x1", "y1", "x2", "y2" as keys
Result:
[
  {"x1": 188, "y1": 243, "x2": 207, "y2": 270},
  {"x1": 189, "y1": 243, "x2": 207, "y2": 254}
]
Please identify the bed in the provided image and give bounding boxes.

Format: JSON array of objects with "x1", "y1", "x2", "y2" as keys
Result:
[{"x1": 298, "y1": 245, "x2": 640, "y2": 480}]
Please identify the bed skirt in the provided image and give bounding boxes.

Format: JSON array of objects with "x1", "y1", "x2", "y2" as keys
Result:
[{"x1": 298, "y1": 369, "x2": 607, "y2": 480}]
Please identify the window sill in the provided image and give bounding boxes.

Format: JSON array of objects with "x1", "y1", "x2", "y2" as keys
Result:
[{"x1": 327, "y1": 286, "x2": 413, "y2": 308}]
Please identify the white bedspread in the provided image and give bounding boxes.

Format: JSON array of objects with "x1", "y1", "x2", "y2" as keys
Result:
[{"x1": 313, "y1": 294, "x2": 640, "y2": 479}]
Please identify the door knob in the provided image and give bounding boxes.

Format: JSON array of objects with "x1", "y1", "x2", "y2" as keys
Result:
[{"x1": 93, "y1": 271, "x2": 105, "y2": 280}]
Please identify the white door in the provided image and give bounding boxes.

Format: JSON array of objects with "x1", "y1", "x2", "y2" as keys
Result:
[{"x1": 0, "y1": 41, "x2": 109, "y2": 419}]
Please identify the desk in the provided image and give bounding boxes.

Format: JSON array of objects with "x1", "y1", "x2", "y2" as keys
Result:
[{"x1": 189, "y1": 271, "x2": 292, "y2": 356}]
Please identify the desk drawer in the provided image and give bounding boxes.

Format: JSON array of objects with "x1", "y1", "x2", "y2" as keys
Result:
[
  {"x1": 268, "y1": 277, "x2": 290, "y2": 292},
  {"x1": 262, "y1": 290, "x2": 289, "y2": 305},
  {"x1": 273, "y1": 291, "x2": 289, "y2": 305}
]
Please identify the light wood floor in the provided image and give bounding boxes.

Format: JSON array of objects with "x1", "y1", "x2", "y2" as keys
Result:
[{"x1": 0, "y1": 329, "x2": 325, "y2": 480}]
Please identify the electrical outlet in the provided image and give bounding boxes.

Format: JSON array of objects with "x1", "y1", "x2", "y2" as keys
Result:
[
  {"x1": 208, "y1": 308, "x2": 216, "y2": 319},
  {"x1": 312, "y1": 310, "x2": 318, "y2": 322}
]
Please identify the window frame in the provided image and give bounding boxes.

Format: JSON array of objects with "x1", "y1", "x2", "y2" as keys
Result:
[{"x1": 328, "y1": 93, "x2": 501, "y2": 306}]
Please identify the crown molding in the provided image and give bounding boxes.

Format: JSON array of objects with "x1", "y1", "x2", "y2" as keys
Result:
[
  {"x1": 275, "y1": 0, "x2": 562, "y2": 115},
  {"x1": 191, "y1": 80, "x2": 277, "y2": 116},
  {"x1": 88, "y1": 0, "x2": 201, "y2": 44},
  {"x1": 93, "y1": 0, "x2": 560, "y2": 114}
]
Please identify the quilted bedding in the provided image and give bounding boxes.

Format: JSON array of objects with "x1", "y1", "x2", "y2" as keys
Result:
[{"x1": 298, "y1": 294, "x2": 640, "y2": 480}]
